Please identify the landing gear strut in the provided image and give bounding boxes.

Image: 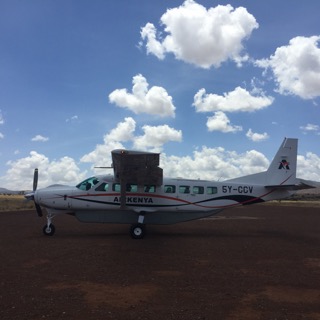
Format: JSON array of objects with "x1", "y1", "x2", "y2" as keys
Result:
[
  {"x1": 130, "y1": 224, "x2": 146, "y2": 239},
  {"x1": 43, "y1": 213, "x2": 55, "y2": 236}
]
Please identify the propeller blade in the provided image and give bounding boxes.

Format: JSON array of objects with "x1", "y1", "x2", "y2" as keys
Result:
[
  {"x1": 33, "y1": 168, "x2": 38, "y2": 191},
  {"x1": 35, "y1": 203, "x2": 43, "y2": 217},
  {"x1": 31, "y1": 168, "x2": 42, "y2": 217}
]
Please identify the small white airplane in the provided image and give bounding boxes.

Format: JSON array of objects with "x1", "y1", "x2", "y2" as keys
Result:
[{"x1": 25, "y1": 138, "x2": 317, "y2": 239}]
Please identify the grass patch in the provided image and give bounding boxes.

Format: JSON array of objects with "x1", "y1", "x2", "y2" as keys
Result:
[
  {"x1": 0, "y1": 195, "x2": 34, "y2": 212},
  {"x1": 263, "y1": 200, "x2": 320, "y2": 208}
]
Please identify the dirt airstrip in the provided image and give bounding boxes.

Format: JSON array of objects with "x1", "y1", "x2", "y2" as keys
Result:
[{"x1": 0, "y1": 204, "x2": 320, "y2": 320}]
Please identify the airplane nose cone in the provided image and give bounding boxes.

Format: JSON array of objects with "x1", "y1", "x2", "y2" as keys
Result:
[
  {"x1": 24, "y1": 191, "x2": 35, "y2": 201},
  {"x1": 26, "y1": 190, "x2": 43, "y2": 217},
  {"x1": 34, "y1": 189, "x2": 45, "y2": 206},
  {"x1": 34, "y1": 190, "x2": 40, "y2": 204}
]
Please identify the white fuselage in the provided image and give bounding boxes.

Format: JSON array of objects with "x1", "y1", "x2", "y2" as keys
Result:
[{"x1": 34, "y1": 174, "x2": 292, "y2": 216}]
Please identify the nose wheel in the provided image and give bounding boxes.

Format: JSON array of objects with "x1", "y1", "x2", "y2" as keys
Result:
[
  {"x1": 43, "y1": 224, "x2": 55, "y2": 236},
  {"x1": 130, "y1": 224, "x2": 146, "y2": 239}
]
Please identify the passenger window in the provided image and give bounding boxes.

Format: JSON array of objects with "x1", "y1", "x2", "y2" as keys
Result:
[
  {"x1": 207, "y1": 186, "x2": 218, "y2": 194},
  {"x1": 144, "y1": 185, "x2": 156, "y2": 193},
  {"x1": 126, "y1": 184, "x2": 137, "y2": 192},
  {"x1": 95, "y1": 182, "x2": 109, "y2": 192},
  {"x1": 112, "y1": 183, "x2": 121, "y2": 192},
  {"x1": 193, "y1": 186, "x2": 204, "y2": 194},
  {"x1": 164, "y1": 185, "x2": 176, "y2": 193},
  {"x1": 179, "y1": 185, "x2": 190, "y2": 194}
]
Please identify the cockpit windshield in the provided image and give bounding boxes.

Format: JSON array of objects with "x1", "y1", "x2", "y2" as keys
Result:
[{"x1": 76, "y1": 177, "x2": 100, "y2": 191}]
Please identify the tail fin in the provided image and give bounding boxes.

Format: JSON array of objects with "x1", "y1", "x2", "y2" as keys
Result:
[
  {"x1": 265, "y1": 138, "x2": 297, "y2": 186},
  {"x1": 225, "y1": 138, "x2": 298, "y2": 186}
]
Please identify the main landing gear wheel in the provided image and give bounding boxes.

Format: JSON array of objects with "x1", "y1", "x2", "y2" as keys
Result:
[
  {"x1": 130, "y1": 224, "x2": 146, "y2": 239},
  {"x1": 43, "y1": 224, "x2": 55, "y2": 236}
]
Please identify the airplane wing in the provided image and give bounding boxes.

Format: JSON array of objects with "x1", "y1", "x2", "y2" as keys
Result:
[{"x1": 111, "y1": 149, "x2": 163, "y2": 186}]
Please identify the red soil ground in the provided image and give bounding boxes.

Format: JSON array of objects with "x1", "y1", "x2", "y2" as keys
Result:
[{"x1": 0, "y1": 204, "x2": 320, "y2": 320}]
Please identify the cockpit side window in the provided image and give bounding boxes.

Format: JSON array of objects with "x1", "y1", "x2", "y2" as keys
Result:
[{"x1": 76, "y1": 177, "x2": 100, "y2": 191}]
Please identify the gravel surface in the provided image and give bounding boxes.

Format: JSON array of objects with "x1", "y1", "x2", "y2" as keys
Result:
[{"x1": 0, "y1": 205, "x2": 320, "y2": 320}]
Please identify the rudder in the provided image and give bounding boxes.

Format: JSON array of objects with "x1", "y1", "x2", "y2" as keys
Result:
[{"x1": 265, "y1": 138, "x2": 297, "y2": 186}]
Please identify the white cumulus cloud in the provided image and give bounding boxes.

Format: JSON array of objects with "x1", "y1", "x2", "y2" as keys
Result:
[
  {"x1": 133, "y1": 125, "x2": 182, "y2": 151},
  {"x1": 206, "y1": 111, "x2": 242, "y2": 133},
  {"x1": 256, "y1": 36, "x2": 320, "y2": 99},
  {"x1": 66, "y1": 115, "x2": 79, "y2": 123},
  {"x1": 140, "y1": 23, "x2": 165, "y2": 59},
  {"x1": 109, "y1": 74, "x2": 175, "y2": 117},
  {"x1": 31, "y1": 135, "x2": 49, "y2": 142},
  {"x1": 193, "y1": 86, "x2": 274, "y2": 113},
  {"x1": 106, "y1": 117, "x2": 136, "y2": 143},
  {"x1": 161, "y1": 146, "x2": 269, "y2": 181},
  {"x1": 2, "y1": 131, "x2": 320, "y2": 190},
  {"x1": 140, "y1": 0, "x2": 258, "y2": 68},
  {"x1": 162, "y1": 144, "x2": 320, "y2": 182},
  {"x1": 246, "y1": 129, "x2": 269, "y2": 142},
  {"x1": 300, "y1": 123, "x2": 320, "y2": 134},
  {"x1": 297, "y1": 153, "x2": 320, "y2": 181},
  {"x1": 0, "y1": 110, "x2": 4, "y2": 138},
  {"x1": 81, "y1": 117, "x2": 183, "y2": 167},
  {"x1": 2, "y1": 151, "x2": 86, "y2": 190},
  {"x1": 80, "y1": 117, "x2": 136, "y2": 166},
  {"x1": 0, "y1": 110, "x2": 4, "y2": 125}
]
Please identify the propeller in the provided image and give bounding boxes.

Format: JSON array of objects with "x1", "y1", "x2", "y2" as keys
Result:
[
  {"x1": 33, "y1": 169, "x2": 43, "y2": 217},
  {"x1": 25, "y1": 168, "x2": 43, "y2": 217},
  {"x1": 35, "y1": 203, "x2": 43, "y2": 217},
  {"x1": 33, "y1": 168, "x2": 38, "y2": 192}
]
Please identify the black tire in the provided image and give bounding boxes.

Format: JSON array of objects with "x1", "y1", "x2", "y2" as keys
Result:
[
  {"x1": 43, "y1": 224, "x2": 55, "y2": 236},
  {"x1": 130, "y1": 224, "x2": 145, "y2": 239}
]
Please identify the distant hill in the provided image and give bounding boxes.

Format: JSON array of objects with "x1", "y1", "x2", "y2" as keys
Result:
[{"x1": 0, "y1": 188, "x2": 25, "y2": 195}]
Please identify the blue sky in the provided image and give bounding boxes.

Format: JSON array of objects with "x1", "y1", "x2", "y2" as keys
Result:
[{"x1": 1, "y1": 0, "x2": 320, "y2": 190}]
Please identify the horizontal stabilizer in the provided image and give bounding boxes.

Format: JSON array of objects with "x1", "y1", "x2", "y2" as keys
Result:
[
  {"x1": 265, "y1": 179, "x2": 320, "y2": 190},
  {"x1": 294, "y1": 179, "x2": 320, "y2": 190},
  {"x1": 264, "y1": 184, "x2": 299, "y2": 190}
]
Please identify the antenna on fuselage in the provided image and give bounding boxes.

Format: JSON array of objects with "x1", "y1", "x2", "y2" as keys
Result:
[{"x1": 94, "y1": 166, "x2": 113, "y2": 169}]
